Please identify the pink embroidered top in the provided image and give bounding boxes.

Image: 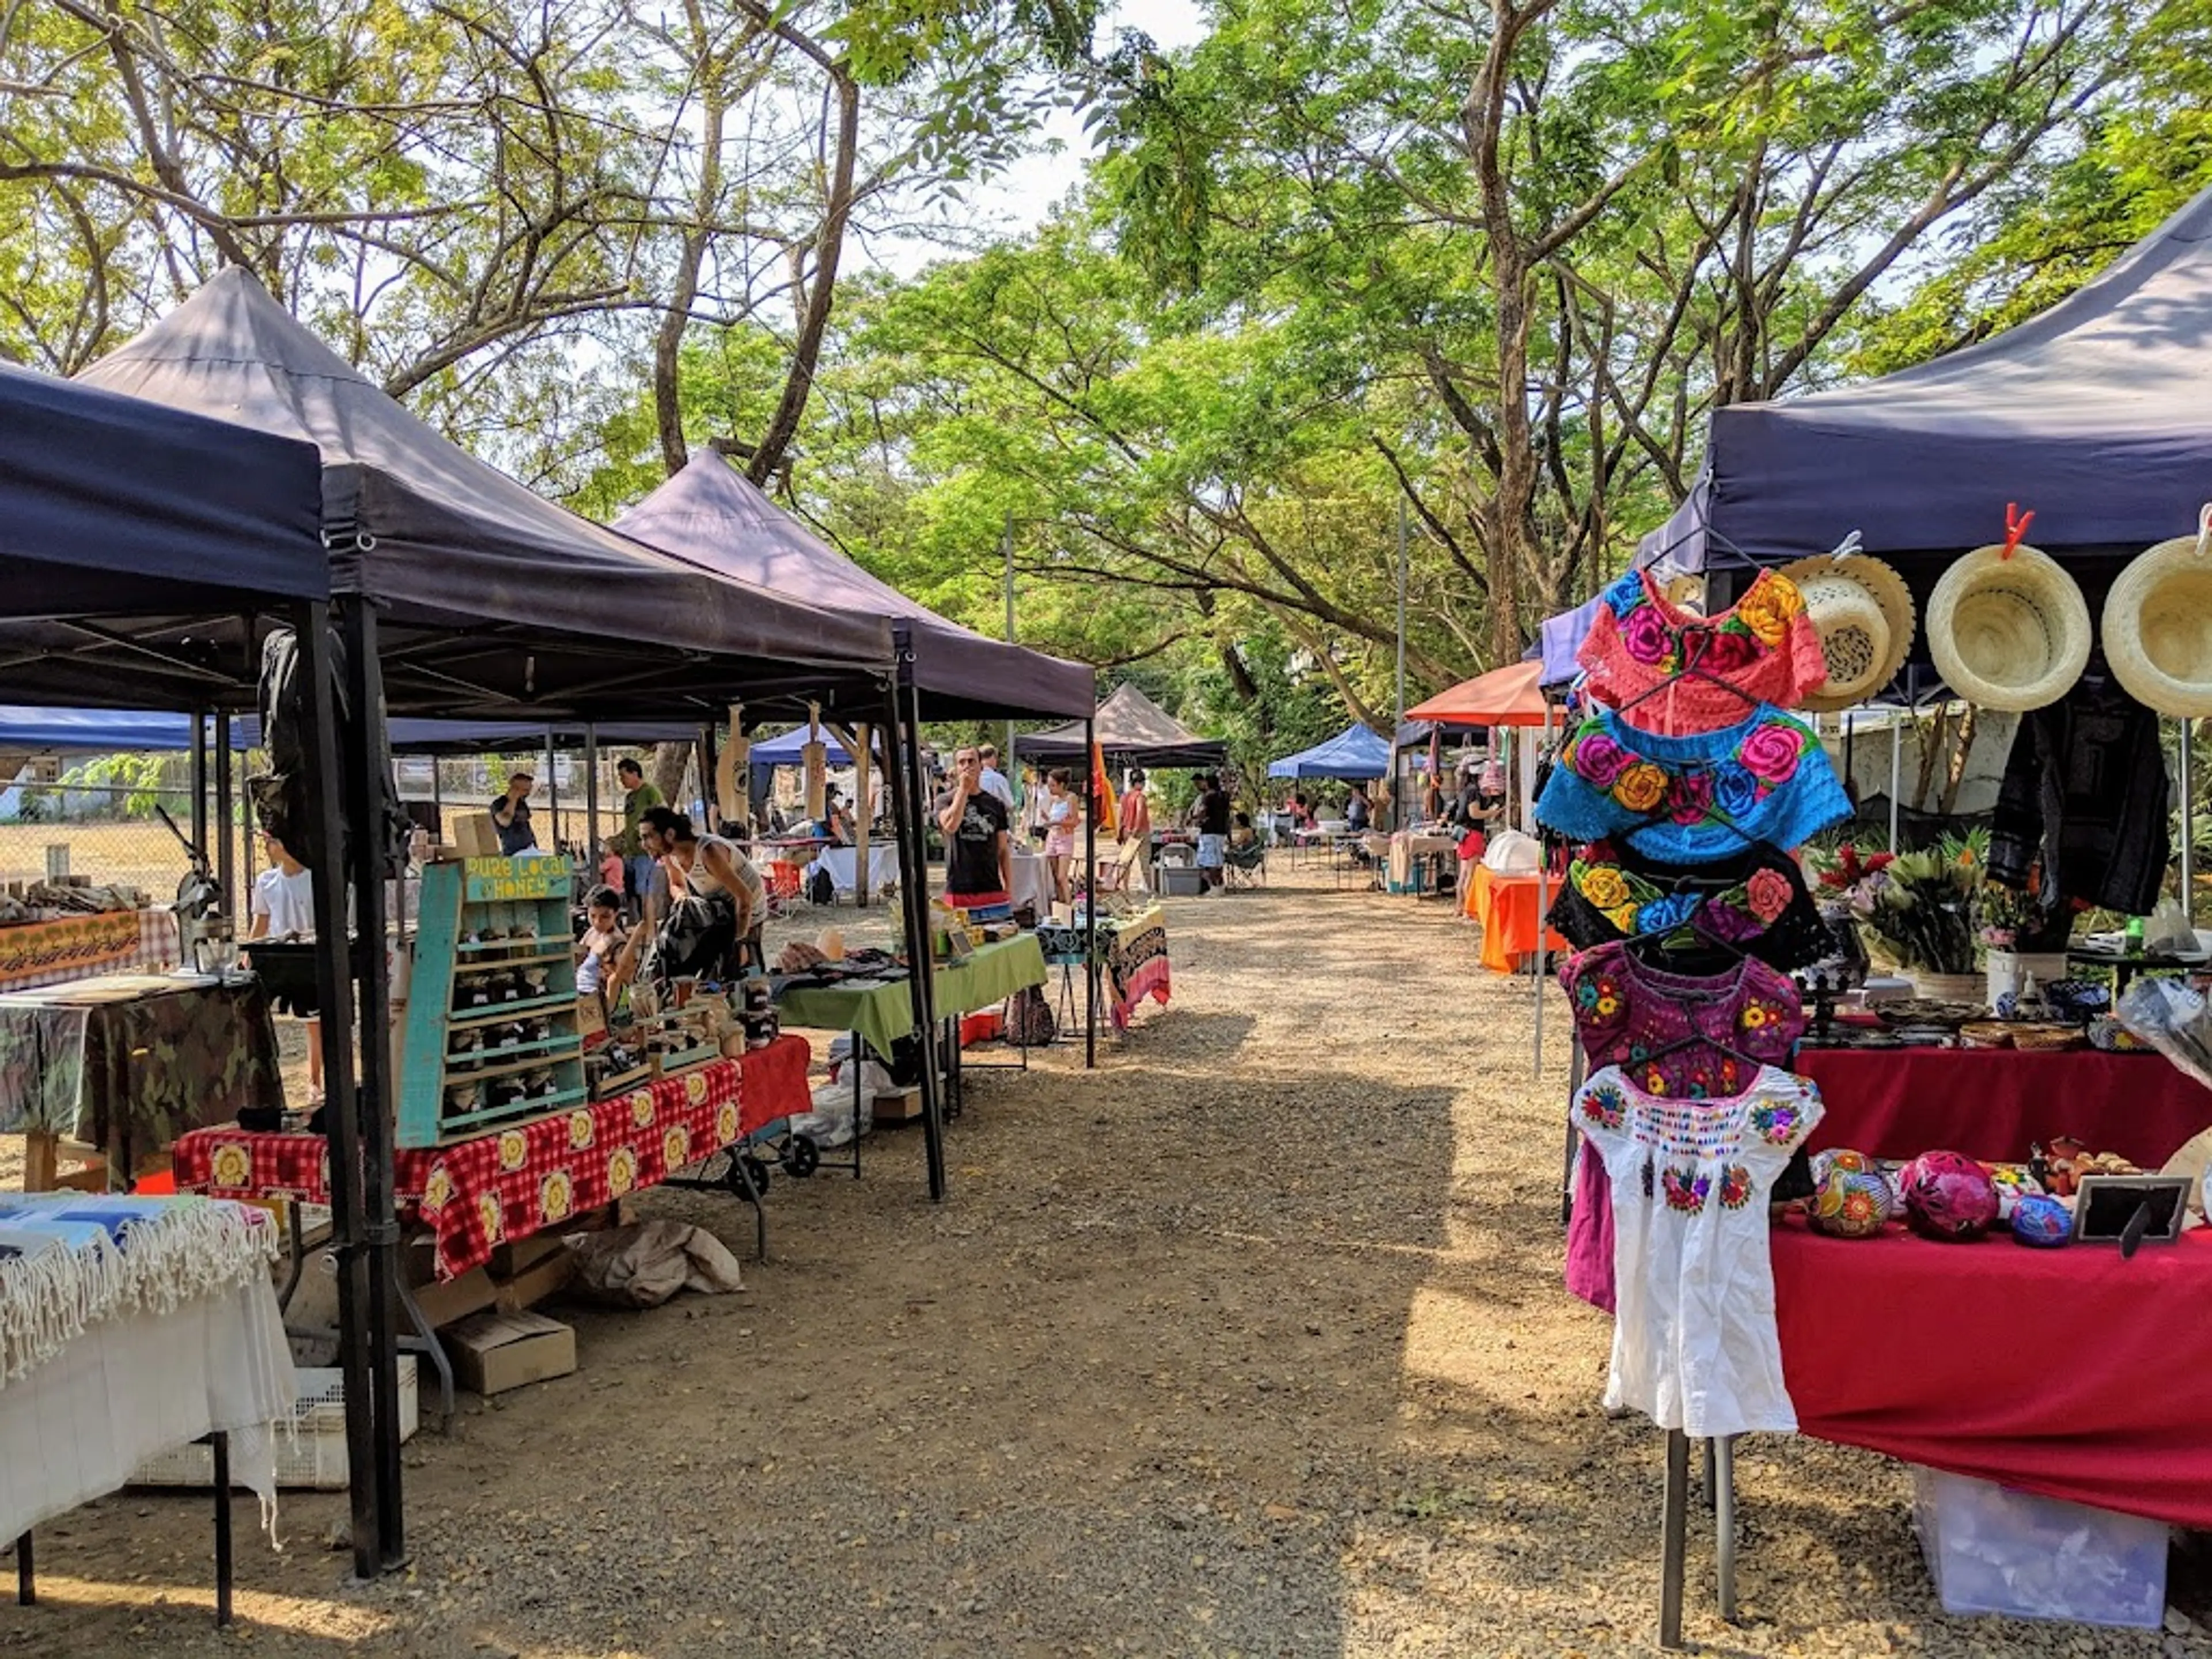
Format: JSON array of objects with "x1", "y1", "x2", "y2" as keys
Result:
[
  {"x1": 1558, "y1": 941, "x2": 1804, "y2": 1100},
  {"x1": 1578, "y1": 568, "x2": 1827, "y2": 734}
]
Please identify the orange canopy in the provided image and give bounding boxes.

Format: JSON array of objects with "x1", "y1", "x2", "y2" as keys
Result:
[{"x1": 1406, "y1": 660, "x2": 1552, "y2": 728}]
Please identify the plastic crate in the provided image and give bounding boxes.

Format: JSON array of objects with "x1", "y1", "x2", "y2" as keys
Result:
[
  {"x1": 130, "y1": 1357, "x2": 418, "y2": 1492},
  {"x1": 1911, "y1": 1466, "x2": 2168, "y2": 1630}
]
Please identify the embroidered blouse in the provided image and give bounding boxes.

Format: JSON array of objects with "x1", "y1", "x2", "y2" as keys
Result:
[
  {"x1": 1574, "y1": 1063, "x2": 1823, "y2": 1438},
  {"x1": 1558, "y1": 942, "x2": 1804, "y2": 1100},
  {"x1": 1580, "y1": 568, "x2": 1828, "y2": 733},
  {"x1": 1546, "y1": 838, "x2": 1838, "y2": 972},
  {"x1": 1535, "y1": 704, "x2": 1849, "y2": 861}
]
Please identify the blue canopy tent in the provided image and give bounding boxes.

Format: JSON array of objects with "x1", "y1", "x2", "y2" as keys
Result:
[
  {"x1": 747, "y1": 725, "x2": 853, "y2": 770},
  {"x1": 1268, "y1": 723, "x2": 1391, "y2": 780}
]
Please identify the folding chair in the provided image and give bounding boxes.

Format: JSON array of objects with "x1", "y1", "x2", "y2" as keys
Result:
[
  {"x1": 1222, "y1": 840, "x2": 1267, "y2": 889},
  {"x1": 762, "y1": 860, "x2": 804, "y2": 918}
]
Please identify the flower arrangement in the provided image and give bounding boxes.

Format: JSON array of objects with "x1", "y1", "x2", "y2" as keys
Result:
[
  {"x1": 1973, "y1": 860, "x2": 2075, "y2": 952},
  {"x1": 1810, "y1": 835, "x2": 1978, "y2": 974}
]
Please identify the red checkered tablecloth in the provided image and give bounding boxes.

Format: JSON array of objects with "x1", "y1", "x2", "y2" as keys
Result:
[{"x1": 174, "y1": 1036, "x2": 811, "y2": 1279}]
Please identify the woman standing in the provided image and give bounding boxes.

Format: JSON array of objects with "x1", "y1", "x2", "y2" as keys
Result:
[{"x1": 1042, "y1": 767, "x2": 1079, "y2": 907}]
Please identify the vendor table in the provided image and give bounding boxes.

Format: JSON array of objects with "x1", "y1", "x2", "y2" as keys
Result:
[
  {"x1": 1037, "y1": 907, "x2": 1172, "y2": 1031},
  {"x1": 812, "y1": 844, "x2": 899, "y2": 896},
  {"x1": 0, "y1": 908, "x2": 180, "y2": 993},
  {"x1": 1774, "y1": 1215, "x2": 2212, "y2": 1531},
  {"x1": 0, "y1": 1196, "x2": 292, "y2": 1624},
  {"x1": 1467, "y1": 865, "x2": 1567, "y2": 973},
  {"x1": 1797, "y1": 1046, "x2": 2212, "y2": 1168},
  {"x1": 1388, "y1": 832, "x2": 1459, "y2": 896},
  {"x1": 175, "y1": 1038, "x2": 810, "y2": 1282},
  {"x1": 0, "y1": 972, "x2": 282, "y2": 1183},
  {"x1": 774, "y1": 935, "x2": 1049, "y2": 1059}
]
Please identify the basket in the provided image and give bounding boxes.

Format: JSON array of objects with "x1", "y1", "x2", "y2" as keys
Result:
[
  {"x1": 2011, "y1": 1024, "x2": 2083, "y2": 1052},
  {"x1": 129, "y1": 1357, "x2": 418, "y2": 1491}
]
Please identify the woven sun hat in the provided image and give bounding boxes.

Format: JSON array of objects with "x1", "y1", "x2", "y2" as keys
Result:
[
  {"x1": 1776, "y1": 552, "x2": 1915, "y2": 713},
  {"x1": 2103, "y1": 512, "x2": 2212, "y2": 717},
  {"x1": 1926, "y1": 542, "x2": 2090, "y2": 712}
]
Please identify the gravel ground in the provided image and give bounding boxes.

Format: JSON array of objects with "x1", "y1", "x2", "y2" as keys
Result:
[{"x1": 4, "y1": 861, "x2": 2211, "y2": 1657}]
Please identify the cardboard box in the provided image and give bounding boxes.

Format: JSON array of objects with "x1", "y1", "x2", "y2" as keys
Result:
[
  {"x1": 873, "y1": 1085, "x2": 922, "y2": 1122},
  {"x1": 452, "y1": 812, "x2": 501, "y2": 857},
  {"x1": 445, "y1": 1309, "x2": 577, "y2": 1396}
]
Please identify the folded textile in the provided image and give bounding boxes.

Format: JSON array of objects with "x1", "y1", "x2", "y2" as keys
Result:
[{"x1": 0, "y1": 1195, "x2": 277, "y2": 1388}]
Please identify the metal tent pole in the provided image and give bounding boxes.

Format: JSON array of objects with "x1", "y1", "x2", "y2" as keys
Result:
[
  {"x1": 584, "y1": 723, "x2": 600, "y2": 863},
  {"x1": 190, "y1": 709, "x2": 210, "y2": 861},
  {"x1": 1393, "y1": 498, "x2": 1408, "y2": 832},
  {"x1": 902, "y1": 674, "x2": 948, "y2": 1200},
  {"x1": 1888, "y1": 718, "x2": 1902, "y2": 850},
  {"x1": 214, "y1": 711, "x2": 235, "y2": 926},
  {"x1": 338, "y1": 600, "x2": 404, "y2": 1571},
  {"x1": 2182, "y1": 718, "x2": 2195, "y2": 925},
  {"x1": 544, "y1": 729, "x2": 559, "y2": 851},
  {"x1": 1533, "y1": 707, "x2": 1552, "y2": 1081},
  {"x1": 294, "y1": 603, "x2": 378, "y2": 1580},
  {"x1": 1084, "y1": 718, "x2": 1097, "y2": 1069}
]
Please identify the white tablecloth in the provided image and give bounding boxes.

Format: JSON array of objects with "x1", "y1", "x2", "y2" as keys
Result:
[
  {"x1": 0, "y1": 1275, "x2": 294, "y2": 1540},
  {"x1": 1007, "y1": 851, "x2": 1055, "y2": 916},
  {"x1": 811, "y1": 844, "x2": 900, "y2": 895}
]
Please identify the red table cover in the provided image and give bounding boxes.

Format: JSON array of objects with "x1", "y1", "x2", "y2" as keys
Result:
[
  {"x1": 1797, "y1": 1046, "x2": 2212, "y2": 1166},
  {"x1": 1774, "y1": 1213, "x2": 2212, "y2": 1530},
  {"x1": 174, "y1": 1036, "x2": 811, "y2": 1279},
  {"x1": 1467, "y1": 866, "x2": 1569, "y2": 974}
]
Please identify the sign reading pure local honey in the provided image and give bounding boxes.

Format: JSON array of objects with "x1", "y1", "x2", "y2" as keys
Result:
[{"x1": 461, "y1": 855, "x2": 569, "y2": 904}]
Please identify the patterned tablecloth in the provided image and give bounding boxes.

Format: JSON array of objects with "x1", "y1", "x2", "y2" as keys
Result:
[
  {"x1": 0, "y1": 974, "x2": 282, "y2": 1172},
  {"x1": 174, "y1": 1035, "x2": 812, "y2": 1280},
  {"x1": 0, "y1": 908, "x2": 180, "y2": 992},
  {"x1": 1036, "y1": 908, "x2": 1171, "y2": 1031}
]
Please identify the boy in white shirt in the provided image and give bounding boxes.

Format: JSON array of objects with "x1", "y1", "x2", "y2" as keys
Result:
[{"x1": 247, "y1": 833, "x2": 322, "y2": 1103}]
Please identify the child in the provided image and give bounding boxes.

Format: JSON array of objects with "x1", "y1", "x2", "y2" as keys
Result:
[
  {"x1": 576, "y1": 884, "x2": 641, "y2": 1002},
  {"x1": 599, "y1": 835, "x2": 624, "y2": 893},
  {"x1": 1229, "y1": 811, "x2": 1257, "y2": 851}
]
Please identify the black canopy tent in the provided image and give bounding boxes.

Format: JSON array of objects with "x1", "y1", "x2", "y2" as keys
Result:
[
  {"x1": 617, "y1": 452, "x2": 1107, "y2": 1071},
  {"x1": 1014, "y1": 683, "x2": 1228, "y2": 770},
  {"x1": 32, "y1": 272, "x2": 965, "y2": 1580},
  {"x1": 60, "y1": 269, "x2": 895, "y2": 721},
  {"x1": 1639, "y1": 182, "x2": 2212, "y2": 631}
]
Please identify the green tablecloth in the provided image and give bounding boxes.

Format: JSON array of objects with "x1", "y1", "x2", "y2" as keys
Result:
[{"x1": 774, "y1": 934, "x2": 1048, "y2": 1054}]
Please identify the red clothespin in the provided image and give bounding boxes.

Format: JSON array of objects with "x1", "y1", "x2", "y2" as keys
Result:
[{"x1": 1999, "y1": 502, "x2": 2035, "y2": 560}]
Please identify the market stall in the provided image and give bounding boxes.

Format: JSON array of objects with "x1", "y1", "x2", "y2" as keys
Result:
[
  {"x1": 1465, "y1": 866, "x2": 1568, "y2": 973},
  {"x1": 1036, "y1": 906, "x2": 1171, "y2": 1032}
]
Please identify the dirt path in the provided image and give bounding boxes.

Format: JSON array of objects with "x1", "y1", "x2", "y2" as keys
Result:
[{"x1": 3, "y1": 865, "x2": 2205, "y2": 1658}]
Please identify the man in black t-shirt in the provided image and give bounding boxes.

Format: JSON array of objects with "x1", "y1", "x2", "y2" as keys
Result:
[
  {"x1": 1191, "y1": 772, "x2": 1232, "y2": 891},
  {"x1": 935, "y1": 744, "x2": 1013, "y2": 919}
]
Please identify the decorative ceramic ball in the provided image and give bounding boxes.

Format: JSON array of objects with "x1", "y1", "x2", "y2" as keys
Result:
[
  {"x1": 1808, "y1": 1168, "x2": 1895, "y2": 1239},
  {"x1": 2010, "y1": 1194, "x2": 2073, "y2": 1248},
  {"x1": 1899, "y1": 1150, "x2": 2002, "y2": 1241},
  {"x1": 1810, "y1": 1147, "x2": 1873, "y2": 1184}
]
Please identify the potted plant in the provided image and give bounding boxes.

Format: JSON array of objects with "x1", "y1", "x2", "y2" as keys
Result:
[
  {"x1": 1975, "y1": 860, "x2": 2075, "y2": 1003},
  {"x1": 1816, "y1": 835, "x2": 1982, "y2": 999}
]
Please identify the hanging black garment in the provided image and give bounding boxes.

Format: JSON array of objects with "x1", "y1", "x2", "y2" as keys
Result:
[{"x1": 1988, "y1": 678, "x2": 2170, "y2": 916}]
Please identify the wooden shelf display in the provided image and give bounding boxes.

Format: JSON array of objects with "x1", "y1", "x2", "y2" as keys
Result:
[{"x1": 399, "y1": 855, "x2": 585, "y2": 1147}]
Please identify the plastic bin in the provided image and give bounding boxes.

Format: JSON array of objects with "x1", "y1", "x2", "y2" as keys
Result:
[
  {"x1": 1158, "y1": 865, "x2": 1206, "y2": 897},
  {"x1": 1911, "y1": 1466, "x2": 2168, "y2": 1630},
  {"x1": 130, "y1": 1357, "x2": 418, "y2": 1491}
]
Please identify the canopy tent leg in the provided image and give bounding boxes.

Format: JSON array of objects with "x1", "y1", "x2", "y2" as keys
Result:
[
  {"x1": 214, "y1": 711, "x2": 235, "y2": 930},
  {"x1": 1533, "y1": 701, "x2": 1553, "y2": 1081},
  {"x1": 855, "y1": 721, "x2": 873, "y2": 908},
  {"x1": 1888, "y1": 721, "x2": 1902, "y2": 850},
  {"x1": 584, "y1": 722, "x2": 600, "y2": 869},
  {"x1": 338, "y1": 599, "x2": 405, "y2": 1573},
  {"x1": 1084, "y1": 719, "x2": 1097, "y2": 1070},
  {"x1": 544, "y1": 729, "x2": 559, "y2": 853},
  {"x1": 295, "y1": 603, "x2": 380, "y2": 1581},
  {"x1": 882, "y1": 675, "x2": 946, "y2": 1202},
  {"x1": 190, "y1": 709, "x2": 209, "y2": 862}
]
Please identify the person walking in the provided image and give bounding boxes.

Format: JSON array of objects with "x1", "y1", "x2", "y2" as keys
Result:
[
  {"x1": 1117, "y1": 767, "x2": 1154, "y2": 892},
  {"x1": 1041, "y1": 767, "x2": 1080, "y2": 908},
  {"x1": 1191, "y1": 771, "x2": 1232, "y2": 892}
]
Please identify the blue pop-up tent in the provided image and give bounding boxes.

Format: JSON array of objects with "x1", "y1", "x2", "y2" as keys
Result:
[
  {"x1": 747, "y1": 725, "x2": 853, "y2": 769},
  {"x1": 1268, "y1": 723, "x2": 1392, "y2": 780}
]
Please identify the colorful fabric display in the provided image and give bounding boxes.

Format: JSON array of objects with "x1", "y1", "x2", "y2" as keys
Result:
[
  {"x1": 1536, "y1": 704, "x2": 1849, "y2": 861},
  {"x1": 1573, "y1": 1063, "x2": 1823, "y2": 1437},
  {"x1": 1579, "y1": 567, "x2": 1828, "y2": 732},
  {"x1": 1558, "y1": 941, "x2": 1804, "y2": 1099},
  {"x1": 1546, "y1": 838, "x2": 1837, "y2": 972}
]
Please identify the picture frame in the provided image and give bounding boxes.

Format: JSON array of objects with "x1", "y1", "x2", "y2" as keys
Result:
[{"x1": 2071, "y1": 1175, "x2": 2192, "y2": 1252}]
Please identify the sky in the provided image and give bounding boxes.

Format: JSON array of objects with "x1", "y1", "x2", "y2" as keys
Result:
[{"x1": 870, "y1": 0, "x2": 1208, "y2": 275}]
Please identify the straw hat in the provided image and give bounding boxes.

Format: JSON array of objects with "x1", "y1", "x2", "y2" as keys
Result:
[
  {"x1": 2103, "y1": 524, "x2": 2212, "y2": 717},
  {"x1": 1775, "y1": 554, "x2": 1916, "y2": 713},
  {"x1": 1926, "y1": 543, "x2": 2090, "y2": 712}
]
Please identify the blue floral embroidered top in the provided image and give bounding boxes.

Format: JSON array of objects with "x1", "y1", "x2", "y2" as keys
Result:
[{"x1": 1535, "y1": 703, "x2": 1849, "y2": 861}]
